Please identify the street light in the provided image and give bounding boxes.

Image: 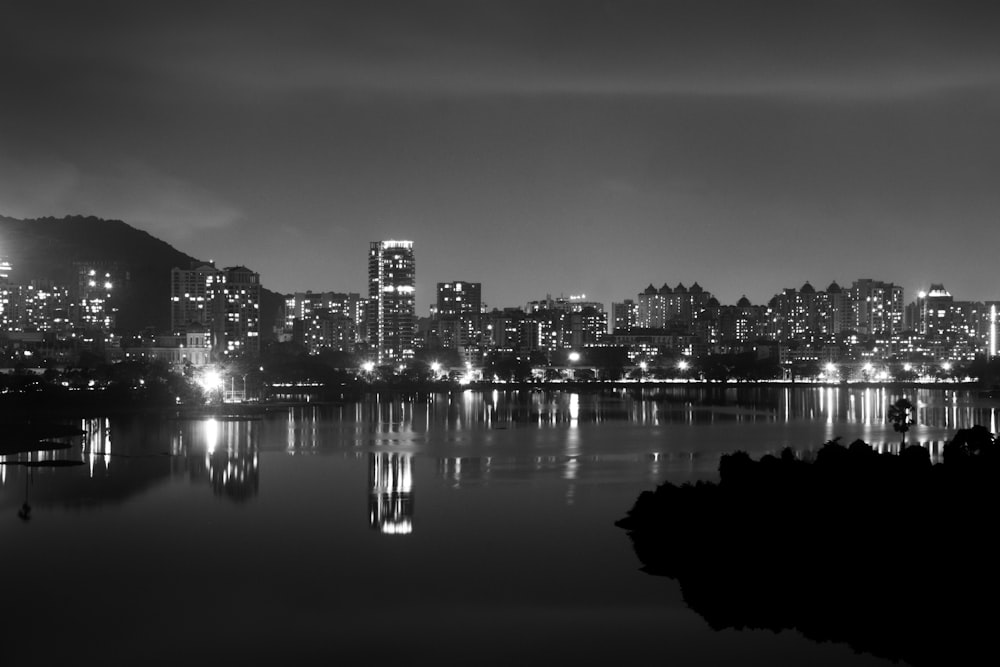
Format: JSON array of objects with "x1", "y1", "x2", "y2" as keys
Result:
[{"x1": 567, "y1": 351, "x2": 581, "y2": 382}]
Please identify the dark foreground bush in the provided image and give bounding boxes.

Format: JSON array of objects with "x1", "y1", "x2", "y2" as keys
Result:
[{"x1": 616, "y1": 428, "x2": 999, "y2": 666}]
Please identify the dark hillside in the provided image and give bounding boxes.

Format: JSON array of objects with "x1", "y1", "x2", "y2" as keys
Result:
[{"x1": 0, "y1": 214, "x2": 280, "y2": 336}]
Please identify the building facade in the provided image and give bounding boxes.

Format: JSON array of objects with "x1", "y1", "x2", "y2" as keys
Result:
[
  {"x1": 170, "y1": 263, "x2": 260, "y2": 359},
  {"x1": 367, "y1": 240, "x2": 416, "y2": 365}
]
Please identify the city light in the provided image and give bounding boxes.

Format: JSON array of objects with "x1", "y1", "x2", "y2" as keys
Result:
[
  {"x1": 198, "y1": 370, "x2": 223, "y2": 393},
  {"x1": 3, "y1": 231, "x2": 998, "y2": 387}
]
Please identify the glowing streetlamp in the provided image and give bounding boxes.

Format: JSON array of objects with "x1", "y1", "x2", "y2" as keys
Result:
[
  {"x1": 198, "y1": 369, "x2": 224, "y2": 402},
  {"x1": 430, "y1": 361, "x2": 442, "y2": 379}
]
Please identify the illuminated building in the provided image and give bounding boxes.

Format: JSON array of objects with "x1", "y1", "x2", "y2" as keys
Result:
[
  {"x1": 636, "y1": 282, "x2": 712, "y2": 329},
  {"x1": 637, "y1": 284, "x2": 665, "y2": 328},
  {"x1": 283, "y1": 291, "x2": 363, "y2": 352},
  {"x1": 170, "y1": 263, "x2": 220, "y2": 332},
  {"x1": 817, "y1": 281, "x2": 852, "y2": 337},
  {"x1": 713, "y1": 295, "x2": 765, "y2": 345},
  {"x1": 568, "y1": 306, "x2": 607, "y2": 348},
  {"x1": 482, "y1": 307, "x2": 528, "y2": 353},
  {"x1": 1, "y1": 280, "x2": 72, "y2": 333},
  {"x1": 369, "y1": 452, "x2": 413, "y2": 535},
  {"x1": 367, "y1": 240, "x2": 415, "y2": 364},
  {"x1": 434, "y1": 281, "x2": 482, "y2": 352},
  {"x1": 850, "y1": 279, "x2": 903, "y2": 340},
  {"x1": 909, "y1": 284, "x2": 993, "y2": 361},
  {"x1": 74, "y1": 261, "x2": 127, "y2": 332},
  {"x1": 123, "y1": 328, "x2": 212, "y2": 369},
  {"x1": 612, "y1": 299, "x2": 638, "y2": 333},
  {"x1": 525, "y1": 294, "x2": 602, "y2": 314},
  {"x1": 765, "y1": 283, "x2": 824, "y2": 343},
  {"x1": 920, "y1": 284, "x2": 955, "y2": 338},
  {"x1": 171, "y1": 263, "x2": 260, "y2": 359},
  {"x1": 606, "y1": 329, "x2": 696, "y2": 362},
  {"x1": 520, "y1": 295, "x2": 607, "y2": 353},
  {"x1": 213, "y1": 266, "x2": 261, "y2": 359},
  {"x1": 991, "y1": 303, "x2": 997, "y2": 358}
]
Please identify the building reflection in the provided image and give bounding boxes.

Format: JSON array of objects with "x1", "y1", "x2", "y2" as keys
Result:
[
  {"x1": 438, "y1": 456, "x2": 491, "y2": 487},
  {"x1": 172, "y1": 418, "x2": 260, "y2": 502},
  {"x1": 369, "y1": 452, "x2": 413, "y2": 535}
]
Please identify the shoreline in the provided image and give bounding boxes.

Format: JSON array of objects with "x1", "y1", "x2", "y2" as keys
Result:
[{"x1": 0, "y1": 379, "x2": 992, "y2": 419}]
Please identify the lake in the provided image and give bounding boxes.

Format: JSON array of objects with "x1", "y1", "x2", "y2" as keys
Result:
[{"x1": 2, "y1": 386, "x2": 995, "y2": 666}]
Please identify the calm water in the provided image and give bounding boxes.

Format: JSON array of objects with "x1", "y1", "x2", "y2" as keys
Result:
[{"x1": 2, "y1": 386, "x2": 996, "y2": 666}]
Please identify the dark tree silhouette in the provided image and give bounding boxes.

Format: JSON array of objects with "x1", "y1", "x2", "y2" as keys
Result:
[{"x1": 888, "y1": 397, "x2": 914, "y2": 448}]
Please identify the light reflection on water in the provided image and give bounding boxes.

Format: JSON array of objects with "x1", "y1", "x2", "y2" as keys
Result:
[
  {"x1": 2, "y1": 386, "x2": 995, "y2": 526},
  {"x1": 3, "y1": 386, "x2": 991, "y2": 666}
]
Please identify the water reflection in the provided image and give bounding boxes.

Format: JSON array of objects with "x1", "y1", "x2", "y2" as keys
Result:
[
  {"x1": 173, "y1": 418, "x2": 260, "y2": 502},
  {"x1": 1, "y1": 416, "x2": 262, "y2": 514},
  {"x1": 3, "y1": 387, "x2": 997, "y2": 518},
  {"x1": 369, "y1": 452, "x2": 413, "y2": 535}
]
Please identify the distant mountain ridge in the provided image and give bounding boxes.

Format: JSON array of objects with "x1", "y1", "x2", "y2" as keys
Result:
[{"x1": 0, "y1": 214, "x2": 280, "y2": 336}]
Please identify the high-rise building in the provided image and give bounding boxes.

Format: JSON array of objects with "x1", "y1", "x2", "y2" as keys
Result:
[
  {"x1": 367, "y1": 240, "x2": 415, "y2": 364},
  {"x1": 635, "y1": 283, "x2": 711, "y2": 330},
  {"x1": 169, "y1": 262, "x2": 260, "y2": 359},
  {"x1": 612, "y1": 299, "x2": 638, "y2": 333},
  {"x1": 283, "y1": 291, "x2": 364, "y2": 352},
  {"x1": 73, "y1": 261, "x2": 128, "y2": 332},
  {"x1": 213, "y1": 266, "x2": 261, "y2": 359},
  {"x1": 850, "y1": 278, "x2": 904, "y2": 341},
  {"x1": 1, "y1": 280, "x2": 72, "y2": 333},
  {"x1": 435, "y1": 281, "x2": 482, "y2": 350},
  {"x1": 171, "y1": 263, "x2": 221, "y2": 332}
]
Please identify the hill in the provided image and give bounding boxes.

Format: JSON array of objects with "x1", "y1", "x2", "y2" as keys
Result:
[{"x1": 0, "y1": 214, "x2": 281, "y2": 336}]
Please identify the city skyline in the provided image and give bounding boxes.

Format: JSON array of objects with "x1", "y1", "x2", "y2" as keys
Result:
[{"x1": 3, "y1": 2, "x2": 1000, "y2": 314}]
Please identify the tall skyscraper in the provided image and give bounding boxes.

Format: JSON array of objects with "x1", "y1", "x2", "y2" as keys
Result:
[{"x1": 367, "y1": 240, "x2": 415, "y2": 364}]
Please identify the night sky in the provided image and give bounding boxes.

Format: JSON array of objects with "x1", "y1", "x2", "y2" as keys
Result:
[{"x1": 2, "y1": 1, "x2": 999, "y2": 313}]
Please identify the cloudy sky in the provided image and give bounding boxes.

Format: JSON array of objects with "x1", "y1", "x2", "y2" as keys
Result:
[{"x1": 2, "y1": 0, "x2": 999, "y2": 311}]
